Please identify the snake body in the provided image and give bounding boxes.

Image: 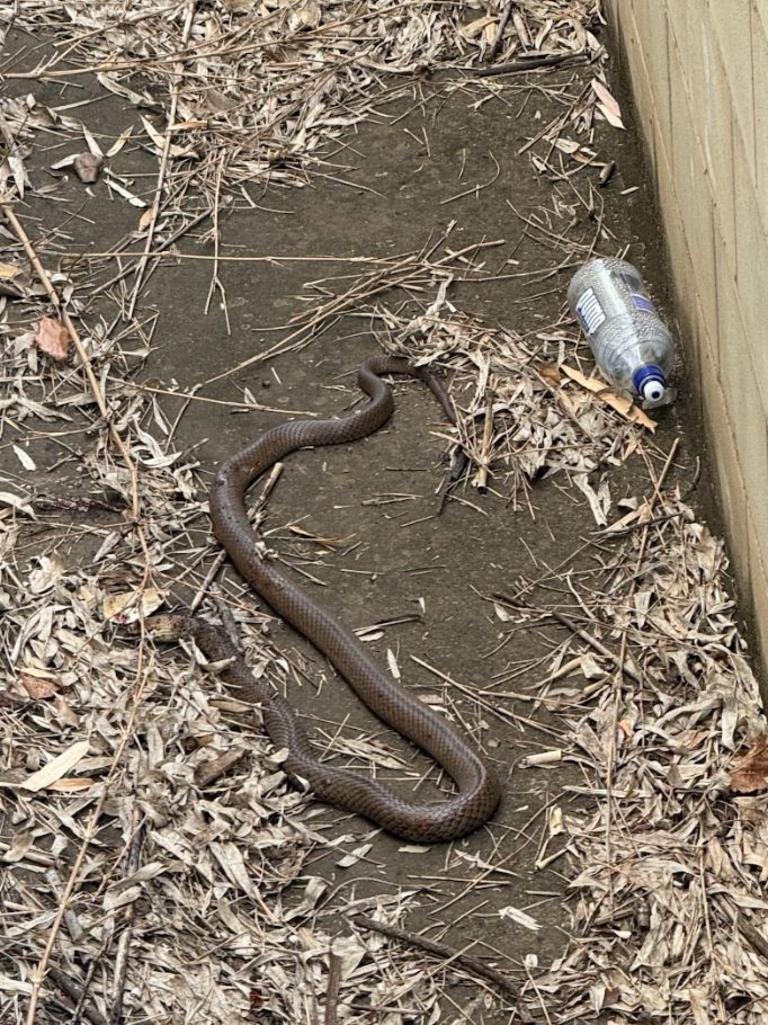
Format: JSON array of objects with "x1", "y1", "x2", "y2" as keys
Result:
[{"x1": 170, "y1": 356, "x2": 501, "y2": 842}]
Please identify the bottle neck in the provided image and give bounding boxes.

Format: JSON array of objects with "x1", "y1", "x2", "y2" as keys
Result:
[{"x1": 632, "y1": 365, "x2": 667, "y2": 403}]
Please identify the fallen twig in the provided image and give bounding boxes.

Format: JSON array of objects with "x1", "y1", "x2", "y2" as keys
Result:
[
  {"x1": 126, "y1": 0, "x2": 196, "y2": 318},
  {"x1": 324, "y1": 948, "x2": 343, "y2": 1025},
  {"x1": 46, "y1": 967, "x2": 107, "y2": 1025},
  {"x1": 0, "y1": 200, "x2": 142, "y2": 520},
  {"x1": 109, "y1": 816, "x2": 144, "y2": 1025},
  {"x1": 87, "y1": 208, "x2": 211, "y2": 298},
  {"x1": 485, "y1": 0, "x2": 515, "y2": 64},
  {"x1": 473, "y1": 390, "x2": 495, "y2": 493},
  {"x1": 351, "y1": 916, "x2": 518, "y2": 1000},
  {"x1": 474, "y1": 52, "x2": 587, "y2": 78}
]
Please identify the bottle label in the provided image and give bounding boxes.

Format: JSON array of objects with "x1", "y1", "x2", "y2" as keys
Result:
[
  {"x1": 631, "y1": 292, "x2": 657, "y2": 315},
  {"x1": 575, "y1": 288, "x2": 605, "y2": 336}
]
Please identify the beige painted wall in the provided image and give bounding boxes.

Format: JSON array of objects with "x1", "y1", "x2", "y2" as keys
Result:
[{"x1": 604, "y1": 0, "x2": 768, "y2": 672}]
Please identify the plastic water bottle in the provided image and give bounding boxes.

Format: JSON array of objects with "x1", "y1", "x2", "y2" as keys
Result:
[{"x1": 567, "y1": 257, "x2": 675, "y2": 407}]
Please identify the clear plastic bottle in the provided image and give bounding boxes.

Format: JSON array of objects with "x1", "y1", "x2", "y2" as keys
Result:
[{"x1": 567, "y1": 257, "x2": 675, "y2": 406}]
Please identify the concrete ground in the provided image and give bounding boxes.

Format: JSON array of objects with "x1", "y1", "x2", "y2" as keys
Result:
[{"x1": 1, "y1": 22, "x2": 723, "y2": 1021}]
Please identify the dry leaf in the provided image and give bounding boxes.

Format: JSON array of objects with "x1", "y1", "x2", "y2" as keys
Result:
[
  {"x1": 106, "y1": 125, "x2": 133, "y2": 157},
  {"x1": 512, "y1": 11, "x2": 531, "y2": 47},
  {"x1": 0, "y1": 491, "x2": 35, "y2": 517},
  {"x1": 0, "y1": 976, "x2": 33, "y2": 996},
  {"x1": 5, "y1": 153, "x2": 29, "y2": 197},
  {"x1": 686, "y1": 988, "x2": 710, "y2": 1025},
  {"x1": 572, "y1": 472, "x2": 610, "y2": 526},
  {"x1": 386, "y1": 648, "x2": 401, "y2": 679},
  {"x1": 559, "y1": 363, "x2": 656, "y2": 431},
  {"x1": 47, "y1": 777, "x2": 95, "y2": 793},
  {"x1": 290, "y1": 0, "x2": 322, "y2": 29},
  {"x1": 54, "y1": 694, "x2": 79, "y2": 728},
  {"x1": 102, "y1": 587, "x2": 166, "y2": 623},
  {"x1": 35, "y1": 317, "x2": 71, "y2": 362},
  {"x1": 12, "y1": 445, "x2": 36, "y2": 471},
  {"x1": 28, "y1": 556, "x2": 63, "y2": 594},
  {"x1": 95, "y1": 71, "x2": 149, "y2": 108},
  {"x1": 210, "y1": 841, "x2": 254, "y2": 895},
  {"x1": 462, "y1": 14, "x2": 495, "y2": 39},
  {"x1": 138, "y1": 208, "x2": 154, "y2": 231},
  {"x1": 538, "y1": 361, "x2": 562, "y2": 387},
  {"x1": 104, "y1": 173, "x2": 147, "y2": 207},
  {"x1": 18, "y1": 740, "x2": 90, "y2": 792},
  {"x1": 81, "y1": 124, "x2": 103, "y2": 158},
  {"x1": 591, "y1": 78, "x2": 625, "y2": 129},
  {"x1": 140, "y1": 115, "x2": 167, "y2": 151},
  {"x1": 139, "y1": 115, "x2": 194, "y2": 159},
  {"x1": 604, "y1": 503, "x2": 652, "y2": 533},
  {"x1": 499, "y1": 905, "x2": 542, "y2": 931},
  {"x1": 0, "y1": 262, "x2": 26, "y2": 298},
  {"x1": 336, "y1": 843, "x2": 372, "y2": 868},
  {"x1": 2, "y1": 831, "x2": 33, "y2": 862},
  {"x1": 50, "y1": 154, "x2": 78, "y2": 172},
  {"x1": 73, "y1": 152, "x2": 103, "y2": 183},
  {"x1": 194, "y1": 748, "x2": 247, "y2": 786},
  {"x1": 20, "y1": 673, "x2": 59, "y2": 700},
  {"x1": 549, "y1": 806, "x2": 564, "y2": 836},
  {"x1": 729, "y1": 737, "x2": 768, "y2": 793}
]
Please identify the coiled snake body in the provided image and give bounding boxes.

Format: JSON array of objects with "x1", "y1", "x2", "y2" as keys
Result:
[{"x1": 155, "y1": 356, "x2": 500, "y2": 842}]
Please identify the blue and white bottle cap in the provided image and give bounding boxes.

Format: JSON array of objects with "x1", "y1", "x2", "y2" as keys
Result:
[{"x1": 633, "y1": 365, "x2": 667, "y2": 403}]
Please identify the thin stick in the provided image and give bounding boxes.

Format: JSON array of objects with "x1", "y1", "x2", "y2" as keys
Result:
[
  {"x1": 26, "y1": 791, "x2": 108, "y2": 1025},
  {"x1": 46, "y1": 968, "x2": 107, "y2": 1025},
  {"x1": 70, "y1": 938, "x2": 112, "y2": 1025},
  {"x1": 203, "y1": 238, "x2": 504, "y2": 384},
  {"x1": 126, "y1": 0, "x2": 196, "y2": 318},
  {"x1": 203, "y1": 151, "x2": 230, "y2": 333},
  {"x1": 87, "y1": 208, "x2": 210, "y2": 297},
  {"x1": 109, "y1": 816, "x2": 144, "y2": 1024},
  {"x1": 473, "y1": 390, "x2": 494, "y2": 493},
  {"x1": 439, "y1": 151, "x2": 501, "y2": 205},
  {"x1": 495, "y1": 601, "x2": 644, "y2": 686},
  {"x1": 351, "y1": 916, "x2": 517, "y2": 1000},
  {"x1": 0, "y1": 201, "x2": 141, "y2": 521},
  {"x1": 189, "y1": 553, "x2": 226, "y2": 614},
  {"x1": 411, "y1": 653, "x2": 563, "y2": 739},
  {"x1": 324, "y1": 949, "x2": 343, "y2": 1025},
  {"x1": 474, "y1": 52, "x2": 586, "y2": 78},
  {"x1": 486, "y1": 0, "x2": 515, "y2": 63},
  {"x1": 134, "y1": 382, "x2": 317, "y2": 417},
  {"x1": 75, "y1": 251, "x2": 406, "y2": 266}
]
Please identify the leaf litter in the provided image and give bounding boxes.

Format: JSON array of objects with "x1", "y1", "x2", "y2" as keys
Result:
[{"x1": 0, "y1": 2, "x2": 766, "y2": 1025}]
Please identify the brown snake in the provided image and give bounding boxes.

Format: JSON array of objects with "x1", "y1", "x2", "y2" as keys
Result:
[{"x1": 149, "y1": 356, "x2": 500, "y2": 842}]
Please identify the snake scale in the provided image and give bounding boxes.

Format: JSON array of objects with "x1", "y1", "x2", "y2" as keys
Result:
[{"x1": 150, "y1": 356, "x2": 500, "y2": 842}]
